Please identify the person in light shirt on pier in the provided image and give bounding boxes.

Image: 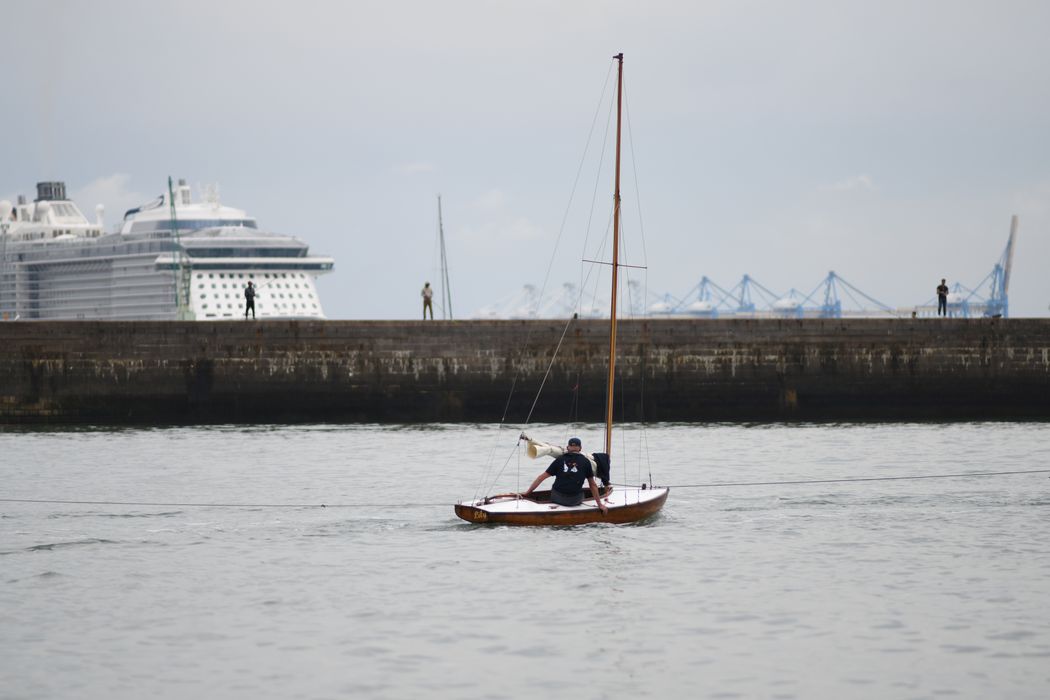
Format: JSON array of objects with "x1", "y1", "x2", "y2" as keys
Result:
[{"x1": 421, "y1": 282, "x2": 434, "y2": 320}]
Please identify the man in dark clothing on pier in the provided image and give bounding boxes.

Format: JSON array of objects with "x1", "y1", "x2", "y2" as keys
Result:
[
  {"x1": 936, "y1": 278, "x2": 949, "y2": 317},
  {"x1": 521, "y1": 437, "x2": 608, "y2": 514},
  {"x1": 244, "y1": 281, "x2": 256, "y2": 319}
]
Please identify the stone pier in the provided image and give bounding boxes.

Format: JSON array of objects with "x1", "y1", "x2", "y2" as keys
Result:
[{"x1": 1, "y1": 318, "x2": 1048, "y2": 423}]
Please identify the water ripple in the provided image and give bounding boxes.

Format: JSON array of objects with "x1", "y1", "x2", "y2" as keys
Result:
[{"x1": 25, "y1": 538, "x2": 121, "y2": 552}]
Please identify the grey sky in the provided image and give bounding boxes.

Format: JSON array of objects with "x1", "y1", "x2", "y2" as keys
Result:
[{"x1": 4, "y1": 0, "x2": 1048, "y2": 318}]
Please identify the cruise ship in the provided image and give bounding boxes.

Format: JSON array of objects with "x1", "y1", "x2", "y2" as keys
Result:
[{"x1": 0, "y1": 179, "x2": 334, "y2": 320}]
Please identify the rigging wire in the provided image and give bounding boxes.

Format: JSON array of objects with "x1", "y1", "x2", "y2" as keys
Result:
[
  {"x1": 473, "y1": 61, "x2": 615, "y2": 501},
  {"x1": 617, "y1": 354, "x2": 629, "y2": 488},
  {"x1": 568, "y1": 371, "x2": 582, "y2": 426},
  {"x1": 622, "y1": 74, "x2": 649, "y2": 273},
  {"x1": 578, "y1": 85, "x2": 617, "y2": 301},
  {"x1": 630, "y1": 84, "x2": 656, "y2": 491},
  {"x1": 522, "y1": 317, "x2": 577, "y2": 427},
  {"x1": 619, "y1": 72, "x2": 654, "y2": 489},
  {"x1": 479, "y1": 59, "x2": 627, "y2": 498},
  {"x1": 551, "y1": 62, "x2": 616, "y2": 310},
  {"x1": 476, "y1": 439, "x2": 524, "y2": 504},
  {"x1": 584, "y1": 228, "x2": 609, "y2": 316},
  {"x1": 479, "y1": 314, "x2": 578, "y2": 498}
]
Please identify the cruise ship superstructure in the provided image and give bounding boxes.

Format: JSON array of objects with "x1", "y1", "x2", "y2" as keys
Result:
[{"x1": 0, "y1": 180, "x2": 333, "y2": 320}]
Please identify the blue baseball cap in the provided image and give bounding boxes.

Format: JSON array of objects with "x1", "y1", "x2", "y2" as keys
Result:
[{"x1": 567, "y1": 437, "x2": 581, "y2": 446}]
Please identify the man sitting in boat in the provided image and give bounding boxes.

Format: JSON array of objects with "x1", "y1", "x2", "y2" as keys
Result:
[{"x1": 521, "y1": 437, "x2": 608, "y2": 514}]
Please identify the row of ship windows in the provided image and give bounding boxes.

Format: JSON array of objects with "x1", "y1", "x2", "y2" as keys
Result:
[
  {"x1": 18, "y1": 242, "x2": 164, "y2": 260},
  {"x1": 204, "y1": 315, "x2": 319, "y2": 319},
  {"x1": 199, "y1": 292, "x2": 316, "y2": 300},
  {"x1": 198, "y1": 282, "x2": 310, "y2": 291},
  {"x1": 12, "y1": 229, "x2": 102, "y2": 240},
  {"x1": 200, "y1": 302, "x2": 320, "y2": 311},
  {"x1": 196, "y1": 272, "x2": 306, "y2": 280},
  {"x1": 130, "y1": 220, "x2": 258, "y2": 233}
]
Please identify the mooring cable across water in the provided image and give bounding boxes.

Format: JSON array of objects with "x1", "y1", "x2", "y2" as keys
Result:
[
  {"x1": 3, "y1": 469, "x2": 1046, "y2": 510},
  {"x1": 648, "y1": 468, "x2": 1050, "y2": 489},
  {"x1": 0, "y1": 498, "x2": 448, "y2": 508}
]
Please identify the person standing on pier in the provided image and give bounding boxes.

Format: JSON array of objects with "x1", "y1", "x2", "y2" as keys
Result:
[
  {"x1": 422, "y1": 282, "x2": 434, "y2": 320},
  {"x1": 936, "y1": 278, "x2": 949, "y2": 317},
  {"x1": 244, "y1": 280, "x2": 256, "y2": 320}
]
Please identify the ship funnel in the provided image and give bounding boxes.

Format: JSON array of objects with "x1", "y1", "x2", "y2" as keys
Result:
[
  {"x1": 96, "y1": 204, "x2": 105, "y2": 227},
  {"x1": 178, "y1": 178, "x2": 191, "y2": 205},
  {"x1": 35, "y1": 181, "x2": 67, "y2": 202}
]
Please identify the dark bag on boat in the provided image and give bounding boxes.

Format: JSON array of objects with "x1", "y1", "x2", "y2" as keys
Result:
[{"x1": 592, "y1": 452, "x2": 611, "y2": 486}]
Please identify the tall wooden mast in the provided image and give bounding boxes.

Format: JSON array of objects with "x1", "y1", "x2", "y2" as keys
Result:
[{"x1": 604, "y1": 52, "x2": 624, "y2": 455}]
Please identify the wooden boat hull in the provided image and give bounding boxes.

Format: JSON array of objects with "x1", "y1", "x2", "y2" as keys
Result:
[{"x1": 455, "y1": 486, "x2": 669, "y2": 526}]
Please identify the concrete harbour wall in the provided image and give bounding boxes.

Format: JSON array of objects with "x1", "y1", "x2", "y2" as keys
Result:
[{"x1": 1, "y1": 319, "x2": 1048, "y2": 423}]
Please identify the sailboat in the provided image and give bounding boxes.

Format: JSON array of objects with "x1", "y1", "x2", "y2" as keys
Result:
[{"x1": 454, "y1": 53, "x2": 670, "y2": 526}]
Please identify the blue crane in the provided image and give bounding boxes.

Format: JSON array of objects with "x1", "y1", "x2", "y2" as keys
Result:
[{"x1": 917, "y1": 216, "x2": 1019, "y2": 318}]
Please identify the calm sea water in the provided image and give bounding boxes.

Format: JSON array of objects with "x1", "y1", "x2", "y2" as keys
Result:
[{"x1": 2, "y1": 422, "x2": 1049, "y2": 700}]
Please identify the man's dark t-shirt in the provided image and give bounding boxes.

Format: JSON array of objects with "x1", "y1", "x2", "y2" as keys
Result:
[
  {"x1": 936, "y1": 284, "x2": 948, "y2": 297},
  {"x1": 546, "y1": 453, "x2": 595, "y2": 495}
]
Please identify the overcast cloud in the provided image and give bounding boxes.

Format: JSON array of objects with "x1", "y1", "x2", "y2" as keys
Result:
[{"x1": 3, "y1": 0, "x2": 1048, "y2": 318}]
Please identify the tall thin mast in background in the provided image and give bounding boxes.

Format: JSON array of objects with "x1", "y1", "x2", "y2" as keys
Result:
[
  {"x1": 437, "y1": 195, "x2": 453, "y2": 320},
  {"x1": 168, "y1": 177, "x2": 193, "y2": 320},
  {"x1": 604, "y1": 52, "x2": 624, "y2": 455}
]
